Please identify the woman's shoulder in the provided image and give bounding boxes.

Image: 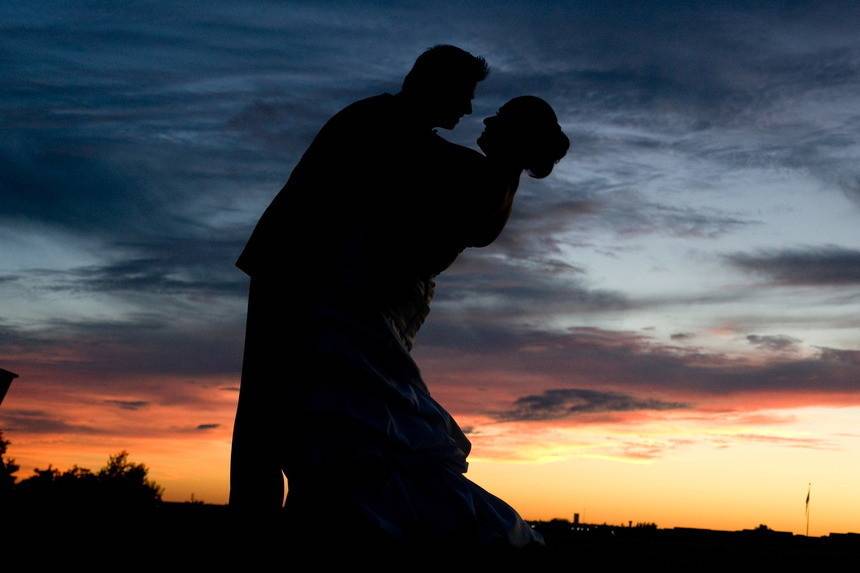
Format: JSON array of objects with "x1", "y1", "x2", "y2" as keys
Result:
[{"x1": 430, "y1": 133, "x2": 484, "y2": 159}]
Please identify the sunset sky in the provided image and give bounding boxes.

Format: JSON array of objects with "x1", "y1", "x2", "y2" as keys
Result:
[{"x1": 2, "y1": 1, "x2": 859, "y2": 536}]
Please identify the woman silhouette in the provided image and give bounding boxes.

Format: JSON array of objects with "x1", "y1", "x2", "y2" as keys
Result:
[{"x1": 274, "y1": 95, "x2": 571, "y2": 550}]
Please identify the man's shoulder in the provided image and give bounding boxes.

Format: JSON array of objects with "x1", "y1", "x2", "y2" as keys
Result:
[
  {"x1": 313, "y1": 92, "x2": 397, "y2": 139},
  {"x1": 351, "y1": 92, "x2": 396, "y2": 107},
  {"x1": 333, "y1": 92, "x2": 396, "y2": 120}
]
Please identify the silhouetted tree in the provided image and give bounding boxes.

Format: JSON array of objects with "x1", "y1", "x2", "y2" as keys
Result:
[
  {"x1": 0, "y1": 429, "x2": 20, "y2": 504},
  {"x1": 13, "y1": 464, "x2": 63, "y2": 512},
  {"x1": 96, "y1": 450, "x2": 164, "y2": 509}
]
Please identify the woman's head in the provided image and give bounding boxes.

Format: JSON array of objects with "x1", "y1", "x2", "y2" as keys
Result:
[{"x1": 477, "y1": 96, "x2": 570, "y2": 178}]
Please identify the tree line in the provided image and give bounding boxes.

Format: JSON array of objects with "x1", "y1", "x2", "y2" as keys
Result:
[{"x1": 0, "y1": 428, "x2": 165, "y2": 515}]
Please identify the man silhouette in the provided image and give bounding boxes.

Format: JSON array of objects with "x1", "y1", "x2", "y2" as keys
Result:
[{"x1": 229, "y1": 45, "x2": 491, "y2": 517}]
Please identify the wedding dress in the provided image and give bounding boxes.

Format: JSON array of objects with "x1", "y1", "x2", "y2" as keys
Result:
[{"x1": 278, "y1": 271, "x2": 545, "y2": 550}]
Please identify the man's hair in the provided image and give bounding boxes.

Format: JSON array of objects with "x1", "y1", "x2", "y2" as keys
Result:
[{"x1": 401, "y1": 45, "x2": 489, "y2": 94}]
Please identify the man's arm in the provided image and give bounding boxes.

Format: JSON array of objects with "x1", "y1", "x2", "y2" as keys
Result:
[
  {"x1": 228, "y1": 278, "x2": 286, "y2": 517},
  {"x1": 229, "y1": 360, "x2": 285, "y2": 516}
]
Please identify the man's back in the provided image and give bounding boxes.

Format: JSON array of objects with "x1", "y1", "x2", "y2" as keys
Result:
[{"x1": 235, "y1": 92, "x2": 436, "y2": 309}]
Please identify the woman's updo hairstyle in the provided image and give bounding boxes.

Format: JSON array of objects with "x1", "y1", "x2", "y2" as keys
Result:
[{"x1": 502, "y1": 96, "x2": 570, "y2": 179}]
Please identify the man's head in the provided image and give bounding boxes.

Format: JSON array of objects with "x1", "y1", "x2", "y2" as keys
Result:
[{"x1": 400, "y1": 45, "x2": 489, "y2": 130}]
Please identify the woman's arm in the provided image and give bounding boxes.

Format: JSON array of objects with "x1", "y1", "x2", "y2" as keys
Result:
[{"x1": 462, "y1": 154, "x2": 522, "y2": 248}]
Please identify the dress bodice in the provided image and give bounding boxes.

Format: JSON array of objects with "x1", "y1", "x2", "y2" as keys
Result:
[
  {"x1": 377, "y1": 199, "x2": 469, "y2": 354},
  {"x1": 380, "y1": 274, "x2": 436, "y2": 353}
]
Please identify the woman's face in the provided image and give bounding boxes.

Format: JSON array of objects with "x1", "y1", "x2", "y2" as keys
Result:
[{"x1": 476, "y1": 104, "x2": 513, "y2": 156}]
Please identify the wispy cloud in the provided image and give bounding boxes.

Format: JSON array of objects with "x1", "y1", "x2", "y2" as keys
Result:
[
  {"x1": 0, "y1": 409, "x2": 106, "y2": 435},
  {"x1": 102, "y1": 400, "x2": 150, "y2": 411},
  {"x1": 416, "y1": 324, "x2": 860, "y2": 408},
  {"x1": 746, "y1": 334, "x2": 802, "y2": 352},
  {"x1": 671, "y1": 332, "x2": 695, "y2": 340},
  {"x1": 493, "y1": 388, "x2": 689, "y2": 422},
  {"x1": 725, "y1": 246, "x2": 860, "y2": 286}
]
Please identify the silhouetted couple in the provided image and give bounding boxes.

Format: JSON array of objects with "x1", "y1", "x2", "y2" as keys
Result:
[{"x1": 229, "y1": 45, "x2": 569, "y2": 551}]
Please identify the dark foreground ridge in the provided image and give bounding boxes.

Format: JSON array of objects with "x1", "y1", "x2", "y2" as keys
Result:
[{"x1": 5, "y1": 502, "x2": 858, "y2": 567}]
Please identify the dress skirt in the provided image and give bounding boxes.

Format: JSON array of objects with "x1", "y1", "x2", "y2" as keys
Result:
[{"x1": 231, "y1": 275, "x2": 545, "y2": 550}]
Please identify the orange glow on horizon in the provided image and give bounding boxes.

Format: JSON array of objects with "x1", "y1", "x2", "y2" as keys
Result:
[{"x1": 4, "y1": 376, "x2": 859, "y2": 537}]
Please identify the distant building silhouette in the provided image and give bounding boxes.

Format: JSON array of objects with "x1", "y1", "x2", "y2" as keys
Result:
[{"x1": 740, "y1": 523, "x2": 793, "y2": 539}]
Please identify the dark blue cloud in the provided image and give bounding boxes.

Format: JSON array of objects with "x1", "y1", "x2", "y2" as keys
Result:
[{"x1": 494, "y1": 387, "x2": 690, "y2": 422}]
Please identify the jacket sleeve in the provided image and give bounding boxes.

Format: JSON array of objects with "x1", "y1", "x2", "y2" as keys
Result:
[{"x1": 233, "y1": 100, "x2": 363, "y2": 280}]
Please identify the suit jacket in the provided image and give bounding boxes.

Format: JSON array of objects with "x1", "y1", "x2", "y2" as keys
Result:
[
  {"x1": 235, "y1": 93, "x2": 440, "y2": 304},
  {"x1": 235, "y1": 92, "x2": 516, "y2": 312}
]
